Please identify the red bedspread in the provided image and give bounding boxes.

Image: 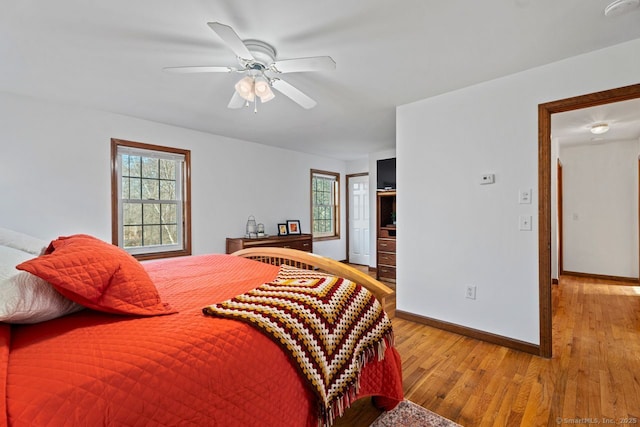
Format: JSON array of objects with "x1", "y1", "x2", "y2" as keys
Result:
[{"x1": 2, "y1": 254, "x2": 403, "y2": 426}]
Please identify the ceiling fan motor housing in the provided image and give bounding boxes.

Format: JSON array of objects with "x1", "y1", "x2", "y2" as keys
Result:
[{"x1": 242, "y1": 39, "x2": 277, "y2": 67}]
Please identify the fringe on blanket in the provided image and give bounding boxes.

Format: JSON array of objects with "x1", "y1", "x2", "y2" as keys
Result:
[{"x1": 319, "y1": 331, "x2": 395, "y2": 427}]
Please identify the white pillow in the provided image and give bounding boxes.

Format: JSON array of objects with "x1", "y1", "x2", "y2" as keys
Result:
[
  {"x1": 0, "y1": 245, "x2": 83, "y2": 324},
  {"x1": 0, "y1": 227, "x2": 48, "y2": 255}
]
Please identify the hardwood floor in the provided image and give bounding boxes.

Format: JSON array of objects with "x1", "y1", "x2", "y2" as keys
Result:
[{"x1": 336, "y1": 272, "x2": 640, "y2": 426}]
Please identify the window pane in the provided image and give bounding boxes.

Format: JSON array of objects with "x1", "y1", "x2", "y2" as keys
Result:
[
  {"x1": 143, "y1": 203, "x2": 161, "y2": 225},
  {"x1": 123, "y1": 225, "x2": 142, "y2": 247},
  {"x1": 159, "y1": 159, "x2": 175, "y2": 180},
  {"x1": 128, "y1": 156, "x2": 141, "y2": 177},
  {"x1": 142, "y1": 178, "x2": 159, "y2": 200},
  {"x1": 160, "y1": 180, "x2": 176, "y2": 200},
  {"x1": 122, "y1": 177, "x2": 130, "y2": 199},
  {"x1": 162, "y1": 225, "x2": 177, "y2": 244},
  {"x1": 122, "y1": 155, "x2": 131, "y2": 177},
  {"x1": 143, "y1": 225, "x2": 161, "y2": 246},
  {"x1": 129, "y1": 178, "x2": 141, "y2": 199},
  {"x1": 141, "y1": 157, "x2": 159, "y2": 179},
  {"x1": 161, "y1": 204, "x2": 177, "y2": 223},
  {"x1": 123, "y1": 203, "x2": 142, "y2": 225}
]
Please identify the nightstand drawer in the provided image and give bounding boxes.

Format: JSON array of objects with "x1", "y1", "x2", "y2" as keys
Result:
[{"x1": 377, "y1": 239, "x2": 396, "y2": 252}]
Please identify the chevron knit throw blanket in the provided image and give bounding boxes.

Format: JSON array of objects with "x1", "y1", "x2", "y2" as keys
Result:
[{"x1": 202, "y1": 265, "x2": 394, "y2": 427}]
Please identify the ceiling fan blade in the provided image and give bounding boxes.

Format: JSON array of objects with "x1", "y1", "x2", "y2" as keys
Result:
[
  {"x1": 207, "y1": 22, "x2": 254, "y2": 61},
  {"x1": 163, "y1": 66, "x2": 236, "y2": 73},
  {"x1": 270, "y1": 56, "x2": 336, "y2": 73},
  {"x1": 271, "y1": 79, "x2": 317, "y2": 109},
  {"x1": 227, "y1": 91, "x2": 246, "y2": 109}
]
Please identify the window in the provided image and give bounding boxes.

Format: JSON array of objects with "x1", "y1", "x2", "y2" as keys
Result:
[
  {"x1": 310, "y1": 169, "x2": 340, "y2": 240},
  {"x1": 111, "y1": 139, "x2": 191, "y2": 260}
]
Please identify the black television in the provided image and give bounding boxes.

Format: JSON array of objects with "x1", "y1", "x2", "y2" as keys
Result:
[{"x1": 376, "y1": 158, "x2": 396, "y2": 190}]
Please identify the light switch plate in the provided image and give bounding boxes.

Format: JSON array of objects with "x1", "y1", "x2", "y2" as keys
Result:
[{"x1": 519, "y1": 189, "x2": 532, "y2": 204}]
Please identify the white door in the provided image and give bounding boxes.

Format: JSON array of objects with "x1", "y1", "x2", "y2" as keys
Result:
[{"x1": 348, "y1": 174, "x2": 370, "y2": 265}]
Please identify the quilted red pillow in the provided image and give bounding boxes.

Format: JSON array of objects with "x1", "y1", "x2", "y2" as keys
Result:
[{"x1": 16, "y1": 234, "x2": 175, "y2": 316}]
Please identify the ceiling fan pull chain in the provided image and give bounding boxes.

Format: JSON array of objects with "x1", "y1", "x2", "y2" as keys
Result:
[{"x1": 254, "y1": 99, "x2": 258, "y2": 114}]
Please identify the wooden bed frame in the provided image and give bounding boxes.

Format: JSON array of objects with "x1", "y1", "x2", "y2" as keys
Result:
[{"x1": 232, "y1": 247, "x2": 394, "y2": 311}]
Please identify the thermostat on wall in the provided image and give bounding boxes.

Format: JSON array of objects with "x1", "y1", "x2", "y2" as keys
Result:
[{"x1": 480, "y1": 173, "x2": 495, "y2": 185}]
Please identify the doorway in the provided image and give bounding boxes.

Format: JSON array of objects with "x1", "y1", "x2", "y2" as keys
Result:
[
  {"x1": 346, "y1": 173, "x2": 370, "y2": 265},
  {"x1": 538, "y1": 83, "x2": 640, "y2": 358},
  {"x1": 556, "y1": 139, "x2": 638, "y2": 282}
]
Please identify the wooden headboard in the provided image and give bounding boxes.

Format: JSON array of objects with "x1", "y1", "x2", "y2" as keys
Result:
[{"x1": 232, "y1": 247, "x2": 394, "y2": 310}]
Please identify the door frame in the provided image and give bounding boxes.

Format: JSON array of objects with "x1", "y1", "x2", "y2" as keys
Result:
[
  {"x1": 557, "y1": 159, "x2": 563, "y2": 279},
  {"x1": 538, "y1": 83, "x2": 640, "y2": 358},
  {"x1": 345, "y1": 172, "x2": 369, "y2": 264}
]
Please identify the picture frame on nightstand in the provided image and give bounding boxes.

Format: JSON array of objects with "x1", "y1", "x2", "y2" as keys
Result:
[{"x1": 277, "y1": 223, "x2": 288, "y2": 236}]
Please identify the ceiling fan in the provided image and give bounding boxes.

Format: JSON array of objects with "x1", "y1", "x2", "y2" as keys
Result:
[{"x1": 164, "y1": 22, "x2": 336, "y2": 111}]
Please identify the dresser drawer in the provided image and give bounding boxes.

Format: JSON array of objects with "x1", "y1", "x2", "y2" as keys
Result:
[
  {"x1": 378, "y1": 266, "x2": 396, "y2": 280},
  {"x1": 377, "y1": 239, "x2": 396, "y2": 252},
  {"x1": 226, "y1": 234, "x2": 313, "y2": 254},
  {"x1": 378, "y1": 252, "x2": 396, "y2": 266},
  {"x1": 284, "y1": 239, "x2": 312, "y2": 252}
]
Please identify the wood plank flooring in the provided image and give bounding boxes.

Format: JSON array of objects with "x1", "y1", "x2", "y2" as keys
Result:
[{"x1": 335, "y1": 273, "x2": 640, "y2": 426}]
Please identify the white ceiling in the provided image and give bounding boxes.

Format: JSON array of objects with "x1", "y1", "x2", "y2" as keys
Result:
[
  {"x1": 552, "y1": 97, "x2": 640, "y2": 147},
  {"x1": 1, "y1": 1, "x2": 639, "y2": 160}
]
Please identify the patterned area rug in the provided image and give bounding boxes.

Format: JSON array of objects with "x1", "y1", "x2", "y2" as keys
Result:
[{"x1": 371, "y1": 400, "x2": 462, "y2": 427}]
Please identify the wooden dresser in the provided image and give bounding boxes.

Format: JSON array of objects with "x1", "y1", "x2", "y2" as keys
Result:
[
  {"x1": 376, "y1": 191, "x2": 396, "y2": 281},
  {"x1": 226, "y1": 234, "x2": 313, "y2": 254}
]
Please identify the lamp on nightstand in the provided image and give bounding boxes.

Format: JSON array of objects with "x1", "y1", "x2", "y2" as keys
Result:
[{"x1": 246, "y1": 215, "x2": 258, "y2": 238}]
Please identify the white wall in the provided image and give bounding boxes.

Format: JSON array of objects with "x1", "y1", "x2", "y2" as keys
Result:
[
  {"x1": 0, "y1": 92, "x2": 348, "y2": 259},
  {"x1": 396, "y1": 38, "x2": 640, "y2": 345},
  {"x1": 560, "y1": 139, "x2": 639, "y2": 278},
  {"x1": 346, "y1": 158, "x2": 368, "y2": 175}
]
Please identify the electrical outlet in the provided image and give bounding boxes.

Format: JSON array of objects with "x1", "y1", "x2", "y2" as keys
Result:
[
  {"x1": 519, "y1": 215, "x2": 532, "y2": 231},
  {"x1": 465, "y1": 285, "x2": 477, "y2": 300}
]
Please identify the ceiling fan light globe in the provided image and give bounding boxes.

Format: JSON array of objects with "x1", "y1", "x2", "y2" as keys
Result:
[
  {"x1": 259, "y1": 90, "x2": 275, "y2": 103},
  {"x1": 253, "y1": 76, "x2": 275, "y2": 103},
  {"x1": 235, "y1": 76, "x2": 255, "y2": 101},
  {"x1": 254, "y1": 77, "x2": 270, "y2": 94}
]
